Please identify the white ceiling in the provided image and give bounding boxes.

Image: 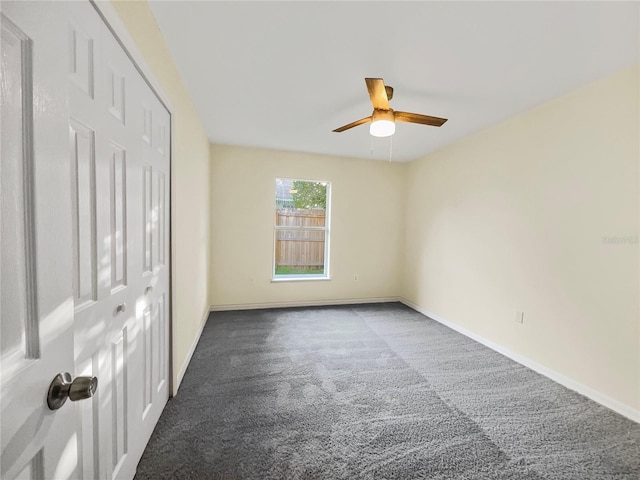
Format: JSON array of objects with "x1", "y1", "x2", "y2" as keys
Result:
[{"x1": 149, "y1": 1, "x2": 639, "y2": 163}]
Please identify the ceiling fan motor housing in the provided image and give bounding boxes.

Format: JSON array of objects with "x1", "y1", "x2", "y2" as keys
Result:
[{"x1": 372, "y1": 109, "x2": 395, "y2": 123}]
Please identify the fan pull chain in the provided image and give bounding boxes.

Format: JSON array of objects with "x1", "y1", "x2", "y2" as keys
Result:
[{"x1": 389, "y1": 135, "x2": 393, "y2": 162}]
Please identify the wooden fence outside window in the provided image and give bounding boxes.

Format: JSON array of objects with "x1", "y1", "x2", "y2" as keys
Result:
[{"x1": 275, "y1": 208, "x2": 325, "y2": 269}]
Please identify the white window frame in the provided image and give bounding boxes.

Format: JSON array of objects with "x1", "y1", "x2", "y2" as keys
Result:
[{"x1": 272, "y1": 178, "x2": 331, "y2": 282}]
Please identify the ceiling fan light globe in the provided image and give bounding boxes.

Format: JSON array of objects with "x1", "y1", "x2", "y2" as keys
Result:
[{"x1": 370, "y1": 120, "x2": 395, "y2": 137}]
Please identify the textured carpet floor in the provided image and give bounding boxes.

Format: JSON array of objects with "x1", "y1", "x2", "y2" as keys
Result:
[{"x1": 134, "y1": 303, "x2": 639, "y2": 480}]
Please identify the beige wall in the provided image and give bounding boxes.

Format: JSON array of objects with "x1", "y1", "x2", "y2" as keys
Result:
[
  {"x1": 109, "y1": 1, "x2": 638, "y2": 414},
  {"x1": 110, "y1": 1, "x2": 211, "y2": 391},
  {"x1": 403, "y1": 65, "x2": 639, "y2": 412},
  {"x1": 209, "y1": 145, "x2": 405, "y2": 308}
]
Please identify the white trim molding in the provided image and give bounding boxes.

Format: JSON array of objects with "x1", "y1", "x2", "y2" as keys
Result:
[
  {"x1": 399, "y1": 298, "x2": 640, "y2": 423},
  {"x1": 210, "y1": 296, "x2": 400, "y2": 312},
  {"x1": 270, "y1": 276, "x2": 332, "y2": 283}
]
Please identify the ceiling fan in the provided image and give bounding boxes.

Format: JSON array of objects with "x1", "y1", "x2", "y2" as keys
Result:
[{"x1": 333, "y1": 78, "x2": 447, "y2": 137}]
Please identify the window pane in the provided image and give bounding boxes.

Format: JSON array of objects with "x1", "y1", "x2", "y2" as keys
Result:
[
  {"x1": 275, "y1": 228, "x2": 325, "y2": 275},
  {"x1": 276, "y1": 208, "x2": 325, "y2": 227},
  {"x1": 275, "y1": 179, "x2": 326, "y2": 211},
  {"x1": 274, "y1": 178, "x2": 329, "y2": 277}
]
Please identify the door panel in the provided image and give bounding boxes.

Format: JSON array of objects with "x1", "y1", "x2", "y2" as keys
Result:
[
  {"x1": 156, "y1": 294, "x2": 168, "y2": 395},
  {"x1": 109, "y1": 143, "x2": 127, "y2": 292},
  {"x1": 69, "y1": 18, "x2": 95, "y2": 99},
  {"x1": 1, "y1": 14, "x2": 38, "y2": 377},
  {"x1": 1, "y1": 3, "x2": 76, "y2": 479},
  {"x1": 69, "y1": 118, "x2": 98, "y2": 307},
  {"x1": 157, "y1": 172, "x2": 166, "y2": 268},
  {"x1": 1, "y1": 2, "x2": 171, "y2": 479},
  {"x1": 142, "y1": 163, "x2": 153, "y2": 275},
  {"x1": 109, "y1": 326, "x2": 129, "y2": 475}
]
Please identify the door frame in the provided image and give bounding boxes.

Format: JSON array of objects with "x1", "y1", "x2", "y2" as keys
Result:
[{"x1": 90, "y1": 0, "x2": 176, "y2": 395}]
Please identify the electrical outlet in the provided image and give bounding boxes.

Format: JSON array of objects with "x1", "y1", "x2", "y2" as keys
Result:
[{"x1": 515, "y1": 311, "x2": 524, "y2": 324}]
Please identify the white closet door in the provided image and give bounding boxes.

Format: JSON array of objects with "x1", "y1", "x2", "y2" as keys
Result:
[
  {"x1": 1, "y1": 2, "x2": 171, "y2": 479},
  {"x1": 1, "y1": 3, "x2": 77, "y2": 479},
  {"x1": 129, "y1": 54, "x2": 172, "y2": 463}
]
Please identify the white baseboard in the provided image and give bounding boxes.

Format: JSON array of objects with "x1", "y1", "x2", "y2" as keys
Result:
[
  {"x1": 173, "y1": 308, "x2": 210, "y2": 395},
  {"x1": 399, "y1": 298, "x2": 640, "y2": 423},
  {"x1": 210, "y1": 296, "x2": 400, "y2": 312}
]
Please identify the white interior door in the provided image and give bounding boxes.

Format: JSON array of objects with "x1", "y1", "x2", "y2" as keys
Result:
[{"x1": 1, "y1": 2, "x2": 171, "y2": 479}]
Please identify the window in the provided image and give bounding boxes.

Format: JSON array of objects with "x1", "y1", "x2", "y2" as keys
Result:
[{"x1": 273, "y1": 178, "x2": 330, "y2": 280}]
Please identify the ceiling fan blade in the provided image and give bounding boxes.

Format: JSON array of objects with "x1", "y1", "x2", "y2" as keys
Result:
[
  {"x1": 394, "y1": 111, "x2": 448, "y2": 127},
  {"x1": 332, "y1": 116, "x2": 372, "y2": 133},
  {"x1": 365, "y1": 78, "x2": 389, "y2": 110}
]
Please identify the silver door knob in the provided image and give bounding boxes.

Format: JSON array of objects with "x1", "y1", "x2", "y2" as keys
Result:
[
  {"x1": 47, "y1": 373, "x2": 98, "y2": 410},
  {"x1": 116, "y1": 303, "x2": 127, "y2": 314}
]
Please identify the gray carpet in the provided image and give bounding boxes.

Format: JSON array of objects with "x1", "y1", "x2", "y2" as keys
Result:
[{"x1": 134, "y1": 303, "x2": 640, "y2": 479}]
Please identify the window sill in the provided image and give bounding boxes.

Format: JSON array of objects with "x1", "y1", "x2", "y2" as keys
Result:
[{"x1": 271, "y1": 276, "x2": 332, "y2": 283}]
